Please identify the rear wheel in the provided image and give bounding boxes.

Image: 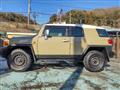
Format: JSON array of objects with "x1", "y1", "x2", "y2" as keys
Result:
[
  {"x1": 83, "y1": 50, "x2": 106, "y2": 72},
  {"x1": 8, "y1": 49, "x2": 32, "y2": 72}
]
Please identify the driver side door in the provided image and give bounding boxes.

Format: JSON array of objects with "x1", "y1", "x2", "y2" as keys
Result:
[{"x1": 37, "y1": 26, "x2": 70, "y2": 58}]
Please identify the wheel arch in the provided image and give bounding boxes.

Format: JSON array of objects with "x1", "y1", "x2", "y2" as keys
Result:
[
  {"x1": 83, "y1": 46, "x2": 110, "y2": 62},
  {"x1": 7, "y1": 45, "x2": 37, "y2": 62}
]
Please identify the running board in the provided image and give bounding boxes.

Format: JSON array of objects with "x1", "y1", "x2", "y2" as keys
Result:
[{"x1": 35, "y1": 59, "x2": 78, "y2": 65}]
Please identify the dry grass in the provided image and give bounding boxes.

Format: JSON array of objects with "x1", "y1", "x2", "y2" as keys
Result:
[{"x1": 0, "y1": 22, "x2": 41, "y2": 33}]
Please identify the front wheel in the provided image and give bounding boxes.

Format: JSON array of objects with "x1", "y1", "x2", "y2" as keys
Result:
[
  {"x1": 8, "y1": 49, "x2": 32, "y2": 72},
  {"x1": 83, "y1": 50, "x2": 106, "y2": 72}
]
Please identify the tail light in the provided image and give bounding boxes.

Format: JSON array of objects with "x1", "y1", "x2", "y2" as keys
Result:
[
  {"x1": 108, "y1": 39, "x2": 113, "y2": 45},
  {"x1": 3, "y1": 39, "x2": 9, "y2": 46}
]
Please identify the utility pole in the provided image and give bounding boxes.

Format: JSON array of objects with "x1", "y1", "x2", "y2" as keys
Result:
[
  {"x1": 33, "y1": 12, "x2": 38, "y2": 25},
  {"x1": 60, "y1": 9, "x2": 63, "y2": 23},
  {"x1": 57, "y1": 9, "x2": 63, "y2": 24},
  {"x1": 57, "y1": 9, "x2": 59, "y2": 23},
  {"x1": 69, "y1": 11, "x2": 71, "y2": 24},
  {"x1": 28, "y1": 0, "x2": 31, "y2": 27}
]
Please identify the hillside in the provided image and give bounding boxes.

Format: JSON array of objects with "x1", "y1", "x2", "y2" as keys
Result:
[
  {"x1": 49, "y1": 7, "x2": 120, "y2": 28},
  {"x1": 0, "y1": 22, "x2": 40, "y2": 33},
  {"x1": 0, "y1": 13, "x2": 34, "y2": 24},
  {"x1": 0, "y1": 13, "x2": 40, "y2": 33}
]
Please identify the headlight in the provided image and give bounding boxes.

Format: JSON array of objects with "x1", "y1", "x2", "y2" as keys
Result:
[{"x1": 3, "y1": 39, "x2": 9, "y2": 46}]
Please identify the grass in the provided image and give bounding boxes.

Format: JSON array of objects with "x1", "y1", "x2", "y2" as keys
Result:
[{"x1": 0, "y1": 22, "x2": 41, "y2": 33}]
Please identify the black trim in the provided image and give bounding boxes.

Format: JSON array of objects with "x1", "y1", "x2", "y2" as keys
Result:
[
  {"x1": 11, "y1": 44, "x2": 32, "y2": 46},
  {"x1": 36, "y1": 55, "x2": 83, "y2": 59}
]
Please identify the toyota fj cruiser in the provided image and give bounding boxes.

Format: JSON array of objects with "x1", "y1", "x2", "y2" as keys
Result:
[{"x1": 0, "y1": 24, "x2": 113, "y2": 72}]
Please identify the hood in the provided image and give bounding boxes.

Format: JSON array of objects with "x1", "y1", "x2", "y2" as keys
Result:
[{"x1": 10, "y1": 36, "x2": 34, "y2": 45}]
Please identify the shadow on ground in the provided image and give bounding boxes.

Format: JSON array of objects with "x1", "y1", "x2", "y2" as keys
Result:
[
  {"x1": 21, "y1": 63, "x2": 84, "y2": 90},
  {"x1": 59, "y1": 65, "x2": 83, "y2": 90}
]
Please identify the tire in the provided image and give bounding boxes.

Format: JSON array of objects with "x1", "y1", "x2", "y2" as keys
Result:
[
  {"x1": 83, "y1": 50, "x2": 106, "y2": 72},
  {"x1": 8, "y1": 49, "x2": 32, "y2": 72}
]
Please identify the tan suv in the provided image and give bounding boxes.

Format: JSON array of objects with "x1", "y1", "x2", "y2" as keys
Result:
[{"x1": 0, "y1": 24, "x2": 113, "y2": 72}]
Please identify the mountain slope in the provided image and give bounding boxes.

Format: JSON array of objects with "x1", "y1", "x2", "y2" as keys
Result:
[
  {"x1": 0, "y1": 13, "x2": 40, "y2": 32},
  {"x1": 49, "y1": 7, "x2": 120, "y2": 28}
]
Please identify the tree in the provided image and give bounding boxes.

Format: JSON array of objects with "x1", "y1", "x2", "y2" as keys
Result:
[{"x1": 49, "y1": 7, "x2": 120, "y2": 28}]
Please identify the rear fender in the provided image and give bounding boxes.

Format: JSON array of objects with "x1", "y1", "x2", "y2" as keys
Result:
[{"x1": 83, "y1": 46, "x2": 110, "y2": 61}]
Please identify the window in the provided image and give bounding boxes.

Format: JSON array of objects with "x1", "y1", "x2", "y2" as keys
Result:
[
  {"x1": 68, "y1": 27, "x2": 84, "y2": 37},
  {"x1": 44, "y1": 26, "x2": 67, "y2": 37},
  {"x1": 97, "y1": 29, "x2": 109, "y2": 37}
]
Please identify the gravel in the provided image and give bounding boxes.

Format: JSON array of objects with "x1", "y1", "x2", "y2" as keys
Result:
[{"x1": 0, "y1": 58, "x2": 120, "y2": 90}]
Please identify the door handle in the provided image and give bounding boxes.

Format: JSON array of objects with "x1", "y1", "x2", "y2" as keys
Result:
[{"x1": 62, "y1": 40, "x2": 69, "y2": 42}]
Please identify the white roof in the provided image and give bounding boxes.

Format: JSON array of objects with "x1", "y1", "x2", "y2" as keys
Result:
[
  {"x1": 102, "y1": 26, "x2": 120, "y2": 32},
  {"x1": 6, "y1": 32, "x2": 36, "y2": 35},
  {"x1": 46, "y1": 24, "x2": 105, "y2": 29}
]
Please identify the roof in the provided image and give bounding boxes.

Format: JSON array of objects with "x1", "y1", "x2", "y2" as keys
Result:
[
  {"x1": 6, "y1": 32, "x2": 36, "y2": 35},
  {"x1": 102, "y1": 26, "x2": 120, "y2": 32},
  {"x1": 46, "y1": 24, "x2": 105, "y2": 29},
  {"x1": 106, "y1": 29, "x2": 120, "y2": 32}
]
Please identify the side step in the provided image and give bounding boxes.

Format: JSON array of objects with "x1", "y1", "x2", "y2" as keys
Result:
[{"x1": 35, "y1": 59, "x2": 77, "y2": 66}]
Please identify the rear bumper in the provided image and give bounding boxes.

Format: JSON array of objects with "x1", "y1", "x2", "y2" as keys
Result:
[{"x1": 0, "y1": 47, "x2": 8, "y2": 58}]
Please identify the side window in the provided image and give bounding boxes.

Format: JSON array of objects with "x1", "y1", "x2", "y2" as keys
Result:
[
  {"x1": 97, "y1": 29, "x2": 108, "y2": 37},
  {"x1": 44, "y1": 26, "x2": 67, "y2": 37},
  {"x1": 68, "y1": 27, "x2": 84, "y2": 37}
]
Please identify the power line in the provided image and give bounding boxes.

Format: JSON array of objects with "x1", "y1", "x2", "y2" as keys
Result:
[
  {"x1": 1, "y1": 1, "x2": 118, "y2": 3},
  {"x1": 0, "y1": 11, "x2": 53, "y2": 15},
  {"x1": 30, "y1": 2, "x2": 96, "y2": 9},
  {"x1": 1, "y1": 1, "x2": 119, "y2": 14},
  {"x1": 31, "y1": 1, "x2": 119, "y2": 2},
  {"x1": 31, "y1": 2, "x2": 119, "y2": 10}
]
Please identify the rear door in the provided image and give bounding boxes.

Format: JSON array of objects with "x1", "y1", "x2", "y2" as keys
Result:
[{"x1": 68, "y1": 26, "x2": 84, "y2": 55}]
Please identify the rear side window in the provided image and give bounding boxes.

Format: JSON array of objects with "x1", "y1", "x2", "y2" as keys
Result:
[
  {"x1": 97, "y1": 29, "x2": 108, "y2": 37},
  {"x1": 68, "y1": 27, "x2": 84, "y2": 37}
]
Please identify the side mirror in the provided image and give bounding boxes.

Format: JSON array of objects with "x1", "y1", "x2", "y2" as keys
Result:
[{"x1": 44, "y1": 29, "x2": 50, "y2": 39}]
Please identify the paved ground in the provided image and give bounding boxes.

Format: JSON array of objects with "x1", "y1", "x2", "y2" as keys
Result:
[{"x1": 0, "y1": 57, "x2": 120, "y2": 90}]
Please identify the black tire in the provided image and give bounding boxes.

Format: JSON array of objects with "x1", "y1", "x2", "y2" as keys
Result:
[
  {"x1": 83, "y1": 50, "x2": 106, "y2": 72},
  {"x1": 8, "y1": 49, "x2": 32, "y2": 72}
]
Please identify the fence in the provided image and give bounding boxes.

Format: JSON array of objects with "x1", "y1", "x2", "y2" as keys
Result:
[{"x1": 109, "y1": 32, "x2": 120, "y2": 58}]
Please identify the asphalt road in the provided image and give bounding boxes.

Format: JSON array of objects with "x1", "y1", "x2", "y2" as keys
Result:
[{"x1": 0, "y1": 57, "x2": 120, "y2": 90}]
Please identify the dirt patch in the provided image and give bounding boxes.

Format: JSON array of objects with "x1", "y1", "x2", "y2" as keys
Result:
[{"x1": 21, "y1": 83, "x2": 61, "y2": 90}]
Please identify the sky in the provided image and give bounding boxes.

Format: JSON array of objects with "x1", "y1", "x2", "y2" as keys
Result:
[{"x1": 0, "y1": 0, "x2": 119, "y2": 24}]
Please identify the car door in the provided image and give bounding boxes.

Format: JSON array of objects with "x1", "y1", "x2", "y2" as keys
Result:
[
  {"x1": 68, "y1": 26, "x2": 84, "y2": 56},
  {"x1": 37, "y1": 26, "x2": 70, "y2": 58}
]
